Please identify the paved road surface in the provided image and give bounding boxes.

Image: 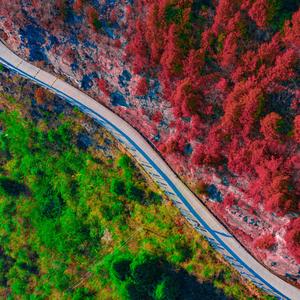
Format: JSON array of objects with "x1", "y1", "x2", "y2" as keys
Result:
[{"x1": 0, "y1": 42, "x2": 299, "y2": 300}]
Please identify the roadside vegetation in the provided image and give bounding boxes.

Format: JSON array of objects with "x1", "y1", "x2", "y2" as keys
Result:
[{"x1": 0, "y1": 70, "x2": 273, "y2": 299}]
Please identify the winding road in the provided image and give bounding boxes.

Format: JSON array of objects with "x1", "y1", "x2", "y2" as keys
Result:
[{"x1": 0, "y1": 42, "x2": 299, "y2": 300}]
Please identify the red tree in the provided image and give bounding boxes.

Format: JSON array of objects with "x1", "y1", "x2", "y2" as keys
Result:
[
  {"x1": 73, "y1": 0, "x2": 83, "y2": 12},
  {"x1": 260, "y1": 112, "x2": 282, "y2": 141},
  {"x1": 97, "y1": 79, "x2": 109, "y2": 96},
  {"x1": 248, "y1": 0, "x2": 269, "y2": 28},
  {"x1": 152, "y1": 111, "x2": 163, "y2": 123},
  {"x1": 285, "y1": 218, "x2": 300, "y2": 263},
  {"x1": 86, "y1": 6, "x2": 100, "y2": 31},
  {"x1": 223, "y1": 193, "x2": 236, "y2": 207},
  {"x1": 283, "y1": 9, "x2": 300, "y2": 51},
  {"x1": 160, "y1": 24, "x2": 182, "y2": 78},
  {"x1": 293, "y1": 115, "x2": 300, "y2": 143},
  {"x1": 135, "y1": 77, "x2": 148, "y2": 96},
  {"x1": 254, "y1": 234, "x2": 276, "y2": 250}
]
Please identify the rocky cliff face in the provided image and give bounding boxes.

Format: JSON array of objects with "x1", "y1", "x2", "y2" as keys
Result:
[{"x1": 1, "y1": 0, "x2": 299, "y2": 284}]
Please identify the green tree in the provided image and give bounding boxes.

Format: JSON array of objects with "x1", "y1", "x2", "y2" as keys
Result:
[
  {"x1": 154, "y1": 276, "x2": 179, "y2": 300},
  {"x1": 110, "y1": 178, "x2": 126, "y2": 196}
]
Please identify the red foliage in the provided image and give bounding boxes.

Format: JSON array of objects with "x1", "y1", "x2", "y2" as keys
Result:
[
  {"x1": 125, "y1": 0, "x2": 300, "y2": 220},
  {"x1": 260, "y1": 112, "x2": 282, "y2": 141},
  {"x1": 248, "y1": 0, "x2": 269, "y2": 28},
  {"x1": 152, "y1": 111, "x2": 163, "y2": 123},
  {"x1": 97, "y1": 79, "x2": 109, "y2": 96},
  {"x1": 61, "y1": 48, "x2": 75, "y2": 64},
  {"x1": 183, "y1": 49, "x2": 205, "y2": 79},
  {"x1": 125, "y1": 20, "x2": 148, "y2": 74},
  {"x1": 285, "y1": 218, "x2": 300, "y2": 263},
  {"x1": 283, "y1": 9, "x2": 300, "y2": 51},
  {"x1": 293, "y1": 115, "x2": 300, "y2": 143},
  {"x1": 114, "y1": 39, "x2": 121, "y2": 48},
  {"x1": 266, "y1": 49, "x2": 297, "y2": 85},
  {"x1": 86, "y1": 6, "x2": 99, "y2": 31},
  {"x1": 223, "y1": 193, "x2": 236, "y2": 207},
  {"x1": 254, "y1": 234, "x2": 276, "y2": 250},
  {"x1": 135, "y1": 77, "x2": 148, "y2": 96},
  {"x1": 212, "y1": 0, "x2": 240, "y2": 35},
  {"x1": 109, "y1": 8, "x2": 118, "y2": 23},
  {"x1": 73, "y1": 0, "x2": 83, "y2": 12},
  {"x1": 160, "y1": 24, "x2": 182, "y2": 78}
]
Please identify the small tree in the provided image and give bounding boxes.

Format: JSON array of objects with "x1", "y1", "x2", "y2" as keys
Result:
[
  {"x1": 293, "y1": 115, "x2": 300, "y2": 143},
  {"x1": 97, "y1": 78, "x2": 109, "y2": 96},
  {"x1": 110, "y1": 179, "x2": 126, "y2": 196},
  {"x1": 254, "y1": 234, "x2": 276, "y2": 250},
  {"x1": 87, "y1": 6, "x2": 101, "y2": 31},
  {"x1": 73, "y1": 0, "x2": 83, "y2": 13},
  {"x1": 135, "y1": 77, "x2": 148, "y2": 96},
  {"x1": 285, "y1": 218, "x2": 300, "y2": 263},
  {"x1": 34, "y1": 87, "x2": 46, "y2": 105},
  {"x1": 260, "y1": 112, "x2": 282, "y2": 141}
]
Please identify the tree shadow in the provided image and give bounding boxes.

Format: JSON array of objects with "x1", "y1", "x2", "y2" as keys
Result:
[
  {"x1": 112, "y1": 254, "x2": 229, "y2": 300},
  {"x1": 177, "y1": 268, "x2": 228, "y2": 300},
  {"x1": 0, "y1": 177, "x2": 29, "y2": 197}
]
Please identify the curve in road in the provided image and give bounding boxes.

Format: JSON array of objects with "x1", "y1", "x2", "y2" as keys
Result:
[{"x1": 0, "y1": 42, "x2": 299, "y2": 300}]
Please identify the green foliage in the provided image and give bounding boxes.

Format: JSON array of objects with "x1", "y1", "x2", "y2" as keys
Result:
[
  {"x1": 125, "y1": 182, "x2": 144, "y2": 202},
  {"x1": 202, "y1": 265, "x2": 214, "y2": 279},
  {"x1": 111, "y1": 257, "x2": 132, "y2": 281},
  {"x1": 267, "y1": 0, "x2": 299, "y2": 31},
  {"x1": 0, "y1": 76, "x2": 265, "y2": 299},
  {"x1": 0, "y1": 106, "x2": 171, "y2": 298},
  {"x1": 103, "y1": 251, "x2": 181, "y2": 300},
  {"x1": 224, "y1": 283, "x2": 243, "y2": 299},
  {"x1": 118, "y1": 154, "x2": 134, "y2": 179},
  {"x1": 165, "y1": 5, "x2": 183, "y2": 24},
  {"x1": 72, "y1": 287, "x2": 95, "y2": 300},
  {"x1": 110, "y1": 178, "x2": 126, "y2": 195},
  {"x1": 93, "y1": 18, "x2": 102, "y2": 30},
  {"x1": 276, "y1": 118, "x2": 293, "y2": 135},
  {"x1": 148, "y1": 191, "x2": 162, "y2": 204},
  {"x1": 154, "y1": 276, "x2": 178, "y2": 300}
]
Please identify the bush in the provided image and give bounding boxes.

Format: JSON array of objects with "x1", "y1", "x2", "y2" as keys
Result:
[
  {"x1": 110, "y1": 178, "x2": 126, "y2": 196},
  {"x1": 126, "y1": 182, "x2": 144, "y2": 203},
  {"x1": 254, "y1": 234, "x2": 276, "y2": 250}
]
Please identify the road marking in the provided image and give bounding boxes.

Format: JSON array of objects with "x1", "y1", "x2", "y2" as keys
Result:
[
  {"x1": 51, "y1": 77, "x2": 58, "y2": 87},
  {"x1": 16, "y1": 60, "x2": 23, "y2": 68},
  {"x1": 34, "y1": 69, "x2": 40, "y2": 77},
  {"x1": 0, "y1": 53, "x2": 298, "y2": 300}
]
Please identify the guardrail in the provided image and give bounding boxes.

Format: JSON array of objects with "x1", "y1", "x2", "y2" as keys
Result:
[{"x1": 0, "y1": 42, "x2": 299, "y2": 300}]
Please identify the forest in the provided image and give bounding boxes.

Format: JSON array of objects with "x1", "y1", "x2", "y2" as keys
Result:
[
  {"x1": 125, "y1": 0, "x2": 300, "y2": 212},
  {"x1": 124, "y1": 0, "x2": 300, "y2": 264},
  {"x1": 0, "y1": 0, "x2": 299, "y2": 288},
  {"x1": 0, "y1": 69, "x2": 273, "y2": 299}
]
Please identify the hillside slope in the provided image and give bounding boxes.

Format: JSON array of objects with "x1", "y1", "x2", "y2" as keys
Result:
[{"x1": 0, "y1": 0, "x2": 299, "y2": 284}]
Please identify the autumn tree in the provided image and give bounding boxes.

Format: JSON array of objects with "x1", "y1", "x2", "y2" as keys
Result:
[
  {"x1": 254, "y1": 234, "x2": 276, "y2": 250},
  {"x1": 248, "y1": 0, "x2": 269, "y2": 28},
  {"x1": 86, "y1": 6, "x2": 101, "y2": 31},
  {"x1": 285, "y1": 218, "x2": 300, "y2": 263},
  {"x1": 97, "y1": 78, "x2": 109, "y2": 96},
  {"x1": 135, "y1": 77, "x2": 148, "y2": 96},
  {"x1": 293, "y1": 115, "x2": 300, "y2": 143},
  {"x1": 34, "y1": 87, "x2": 46, "y2": 105},
  {"x1": 73, "y1": 0, "x2": 83, "y2": 13},
  {"x1": 260, "y1": 112, "x2": 282, "y2": 141}
]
